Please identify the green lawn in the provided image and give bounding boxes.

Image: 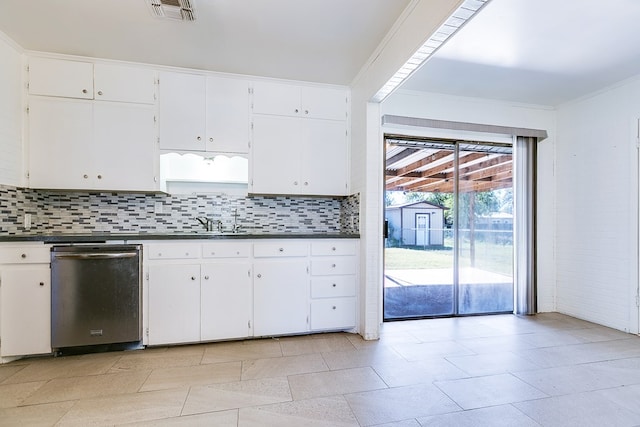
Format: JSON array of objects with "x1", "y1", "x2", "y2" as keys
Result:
[{"x1": 385, "y1": 240, "x2": 513, "y2": 276}]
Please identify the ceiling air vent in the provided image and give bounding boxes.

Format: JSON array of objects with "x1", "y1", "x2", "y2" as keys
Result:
[{"x1": 146, "y1": 0, "x2": 196, "y2": 21}]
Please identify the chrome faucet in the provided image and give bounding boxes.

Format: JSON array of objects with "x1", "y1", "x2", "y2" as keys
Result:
[
  {"x1": 231, "y1": 209, "x2": 242, "y2": 233},
  {"x1": 196, "y1": 217, "x2": 222, "y2": 232}
]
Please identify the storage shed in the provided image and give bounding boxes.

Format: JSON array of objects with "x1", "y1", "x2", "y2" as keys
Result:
[{"x1": 385, "y1": 201, "x2": 447, "y2": 246}]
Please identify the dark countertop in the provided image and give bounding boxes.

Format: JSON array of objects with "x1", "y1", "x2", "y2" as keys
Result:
[{"x1": 0, "y1": 232, "x2": 360, "y2": 243}]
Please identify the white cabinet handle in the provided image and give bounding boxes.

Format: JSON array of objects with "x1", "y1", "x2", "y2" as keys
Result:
[
  {"x1": 191, "y1": 276, "x2": 196, "y2": 281},
  {"x1": 332, "y1": 283, "x2": 337, "y2": 287},
  {"x1": 257, "y1": 273, "x2": 262, "y2": 278},
  {"x1": 305, "y1": 110, "x2": 309, "y2": 115},
  {"x1": 294, "y1": 108, "x2": 299, "y2": 113},
  {"x1": 209, "y1": 137, "x2": 213, "y2": 142},
  {"x1": 21, "y1": 253, "x2": 26, "y2": 259},
  {"x1": 82, "y1": 89, "x2": 88, "y2": 94},
  {"x1": 97, "y1": 175, "x2": 102, "y2": 180},
  {"x1": 204, "y1": 275, "x2": 209, "y2": 280},
  {"x1": 332, "y1": 264, "x2": 336, "y2": 268},
  {"x1": 83, "y1": 174, "x2": 89, "y2": 179},
  {"x1": 304, "y1": 182, "x2": 308, "y2": 186},
  {"x1": 197, "y1": 136, "x2": 202, "y2": 141},
  {"x1": 39, "y1": 282, "x2": 44, "y2": 287},
  {"x1": 279, "y1": 248, "x2": 284, "y2": 252},
  {"x1": 294, "y1": 181, "x2": 298, "y2": 186},
  {"x1": 332, "y1": 247, "x2": 336, "y2": 251},
  {"x1": 97, "y1": 90, "x2": 103, "y2": 96},
  {"x1": 332, "y1": 306, "x2": 337, "y2": 310}
]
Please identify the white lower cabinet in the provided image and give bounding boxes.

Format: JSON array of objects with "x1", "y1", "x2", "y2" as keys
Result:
[
  {"x1": 200, "y1": 261, "x2": 252, "y2": 341},
  {"x1": 309, "y1": 240, "x2": 357, "y2": 331},
  {"x1": 146, "y1": 241, "x2": 252, "y2": 345},
  {"x1": 147, "y1": 263, "x2": 201, "y2": 346},
  {"x1": 253, "y1": 258, "x2": 309, "y2": 336},
  {"x1": 145, "y1": 239, "x2": 356, "y2": 346},
  {"x1": 0, "y1": 244, "x2": 52, "y2": 358}
]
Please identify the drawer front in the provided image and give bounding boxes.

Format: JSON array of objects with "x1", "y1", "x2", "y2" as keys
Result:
[
  {"x1": 310, "y1": 297, "x2": 356, "y2": 331},
  {"x1": 310, "y1": 240, "x2": 357, "y2": 256},
  {"x1": 311, "y1": 257, "x2": 356, "y2": 275},
  {"x1": 202, "y1": 242, "x2": 250, "y2": 258},
  {"x1": 147, "y1": 243, "x2": 200, "y2": 260},
  {"x1": 253, "y1": 242, "x2": 308, "y2": 258},
  {"x1": 0, "y1": 245, "x2": 51, "y2": 264},
  {"x1": 311, "y1": 276, "x2": 356, "y2": 298}
]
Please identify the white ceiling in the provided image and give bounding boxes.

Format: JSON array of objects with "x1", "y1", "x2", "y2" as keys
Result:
[
  {"x1": 2, "y1": 0, "x2": 638, "y2": 106},
  {"x1": 401, "y1": 0, "x2": 640, "y2": 106},
  {"x1": 0, "y1": 0, "x2": 410, "y2": 85}
]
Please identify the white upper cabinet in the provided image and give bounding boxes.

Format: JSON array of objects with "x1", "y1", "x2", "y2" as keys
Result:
[
  {"x1": 158, "y1": 71, "x2": 206, "y2": 152},
  {"x1": 28, "y1": 57, "x2": 94, "y2": 99},
  {"x1": 28, "y1": 97, "x2": 158, "y2": 191},
  {"x1": 159, "y1": 71, "x2": 249, "y2": 154},
  {"x1": 206, "y1": 76, "x2": 250, "y2": 153},
  {"x1": 302, "y1": 119, "x2": 348, "y2": 195},
  {"x1": 28, "y1": 57, "x2": 156, "y2": 104},
  {"x1": 300, "y1": 86, "x2": 348, "y2": 121},
  {"x1": 250, "y1": 114, "x2": 348, "y2": 196},
  {"x1": 252, "y1": 81, "x2": 347, "y2": 121},
  {"x1": 93, "y1": 63, "x2": 156, "y2": 104},
  {"x1": 92, "y1": 102, "x2": 158, "y2": 191},
  {"x1": 28, "y1": 97, "x2": 93, "y2": 189},
  {"x1": 250, "y1": 80, "x2": 350, "y2": 196}
]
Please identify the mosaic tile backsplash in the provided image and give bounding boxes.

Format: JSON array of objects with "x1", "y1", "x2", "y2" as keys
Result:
[{"x1": 0, "y1": 185, "x2": 360, "y2": 235}]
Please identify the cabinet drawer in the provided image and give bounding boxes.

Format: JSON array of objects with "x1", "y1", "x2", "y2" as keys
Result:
[
  {"x1": 0, "y1": 246, "x2": 51, "y2": 264},
  {"x1": 311, "y1": 240, "x2": 357, "y2": 256},
  {"x1": 311, "y1": 257, "x2": 356, "y2": 275},
  {"x1": 310, "y1": 297, "x2": 356, "y2": 331},
  {"x1": 202, "y1": 242, "x2": 250, "y2": 258},
  {"x1": 311, "y1": 277, "x2": 356, "y2": 298},
  {"x1": 253, "y1": 242, "x2": 308, "y2": 258},
  {"x1": 147, "y1": 244, "x2": 200, "y2": 260}
]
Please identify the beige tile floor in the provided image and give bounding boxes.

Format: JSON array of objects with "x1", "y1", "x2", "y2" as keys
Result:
[{"x1": 2, "y1": 313, "x2": 640, "y2": 426}]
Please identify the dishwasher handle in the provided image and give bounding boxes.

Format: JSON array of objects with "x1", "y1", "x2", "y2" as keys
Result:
[{"x1": 53, "y1": 252, "x2": 138, "y2": 260}]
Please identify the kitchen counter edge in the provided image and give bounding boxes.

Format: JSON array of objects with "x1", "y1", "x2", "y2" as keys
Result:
[{"x1": 0, "y1": 233, "x2": 360, "y2": 243}]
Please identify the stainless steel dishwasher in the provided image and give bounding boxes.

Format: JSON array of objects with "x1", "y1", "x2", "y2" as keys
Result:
[{"x1": 51, "y1": 244, "x2": 142, "y2": 349}]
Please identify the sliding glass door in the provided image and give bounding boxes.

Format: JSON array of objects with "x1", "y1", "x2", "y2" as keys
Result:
[
  {"x1": 457, "y1": 144, "x2": 514, "y2": 315},
  {"x1": 384, "y1": 138, "x2": 513, "y2": 320}
]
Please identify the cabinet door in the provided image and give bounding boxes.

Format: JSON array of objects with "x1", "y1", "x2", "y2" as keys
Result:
[
  {"x1": 148, "y1": 264, "x2": 201, "y2": 345},
  {"x1": 28, "y1": 57, "x2": 93, "y2": 99},
  {"x1": 0, "y1": 267, "x2": 51, "y2": 357},
  {"x1": 252, "y1": 81, "x2": 300, "y2": 117},
  {"x1": 301, "y1": 119, "x2": 348, "y2": 195},
  {"x1": 94, "y1": 63, "x2": 156, "y2": 104},
  {"x1": 301, "y1": 87, "x2": 347, "y2": 121},
  {"x1": 310, "y1": 297, "x2": 356, "y2": 331},
  {"x1": 159, "y1": 71, "x2": 206, "y2": 151},
  {"x1": 206, "y1": 76, "x2": 250, "y2": 153},
  {"x1": 200, "y1": 262, "x2": 252, "y2": 340},
  {"x1": 93, "y1": 102, "x2": 158, "y2": 191},
  {"x1": 28, "y1": 97, "x2": 94, "y2": 190},
  {"x1": 253, "y1": 259, "x2": 309, "y2": 336},
  {"x1": 250, "y1": 115, "x2": 302, "y2": 194}
]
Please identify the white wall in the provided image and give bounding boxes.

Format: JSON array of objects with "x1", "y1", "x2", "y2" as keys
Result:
[
  {"x1": 555, "y1": 76, "x2": 640, "y2": 333},
  {"x1": 0, "y1": 32, "x2": 22, "y2": 186},
  {"x1": 350, "y1": 0, "x2": 464, "y2": 339},
  {"x1": 381, "y1": 90, "x2": 558, "y2": 313}
]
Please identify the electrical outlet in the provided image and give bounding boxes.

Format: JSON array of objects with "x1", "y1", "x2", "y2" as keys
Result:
[
  {"x1": 154, "y1": 202, "x2": 163, "y2": 214},
  {"x1": 24, "y1": 213, "x2": 32, "y2": 230}
]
